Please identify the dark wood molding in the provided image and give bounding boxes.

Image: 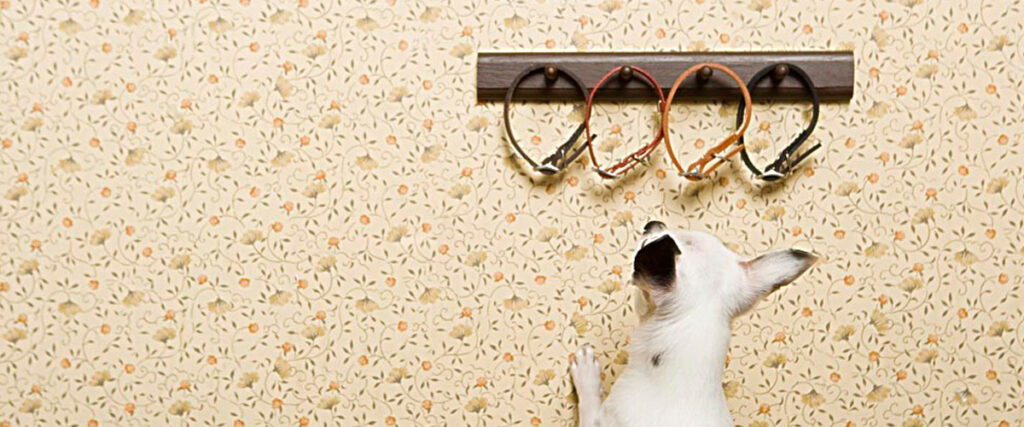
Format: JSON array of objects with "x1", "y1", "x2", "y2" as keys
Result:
[{"x1": 477, "y1": 51, "x2": 854, "y2": 102}]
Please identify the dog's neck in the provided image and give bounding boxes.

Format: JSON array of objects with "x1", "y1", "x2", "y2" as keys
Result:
[{"x1": 632, "y1": 303, "x2": 732, "y2": 399}]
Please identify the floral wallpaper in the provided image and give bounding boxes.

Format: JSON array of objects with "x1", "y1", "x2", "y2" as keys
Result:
[{"x1": 1, "y1": 0, "x2": 1022, "y2": 425}]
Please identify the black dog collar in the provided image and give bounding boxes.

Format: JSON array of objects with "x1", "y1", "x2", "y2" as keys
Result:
[
  {"x1": 735, "y1": 63, "x2": 821, "y2": 181},
  {"x1": 503, "y1": 65, "x2": 593, "y2": 175}
]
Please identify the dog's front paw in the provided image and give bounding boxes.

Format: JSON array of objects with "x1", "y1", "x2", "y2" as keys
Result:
[{"x1": 570, "y1": 344, "x2": 601, "y2": 402}]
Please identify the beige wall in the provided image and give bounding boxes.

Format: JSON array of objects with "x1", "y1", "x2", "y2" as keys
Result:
[{"x1": 1, "y1": 0, "x2": 1022, "y2": 425}]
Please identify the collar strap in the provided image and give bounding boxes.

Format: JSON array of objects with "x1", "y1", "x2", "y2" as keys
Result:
[
  {"x1": 503, "y1": 65, "x2": 592, "y2": 175},
  {"x1": 584, "y1": 65, "x2": 666, "y2": 179},
  {"x1": 736, "y1": 63, "x2": 821, "y2": 181},
  {"x1": 661, "y1": 63, "x2": 753, "y2": 182}
]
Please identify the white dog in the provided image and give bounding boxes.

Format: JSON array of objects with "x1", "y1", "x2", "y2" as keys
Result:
[{"x1": 570, "y1": 221, "x2": 817, "y2": 426}]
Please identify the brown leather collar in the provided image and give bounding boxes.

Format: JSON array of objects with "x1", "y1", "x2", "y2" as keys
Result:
[
  {"x1": 503, "y1": 65, "x2": 592, "y2": 175},
  {"x1": 583, "y1": 66, "x2": 665, "y2": 179},
  {"x1": 661, "y1": 63, "x2": 753, "y2": 181}
]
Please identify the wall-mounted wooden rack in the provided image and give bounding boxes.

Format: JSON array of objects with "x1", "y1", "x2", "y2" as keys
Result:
[{"x1": 477, "y1": 51, "x2": 854, "y2": 102}]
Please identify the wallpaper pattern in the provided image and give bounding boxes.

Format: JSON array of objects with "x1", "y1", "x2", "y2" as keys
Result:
[{"x1": 1, "y1": 0, "x2": 1023, "y2": 425}]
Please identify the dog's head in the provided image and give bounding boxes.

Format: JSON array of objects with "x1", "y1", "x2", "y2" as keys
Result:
[{"x1": 632, "y1": 221, "x2": 817, "y2": 319}]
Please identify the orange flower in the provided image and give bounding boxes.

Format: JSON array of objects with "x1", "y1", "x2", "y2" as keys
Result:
[
  {"x1": 545, "y1": 39, "x2": 555, "y2": 49},
  {"x1": 957, "y1": 308, "x2": 968, "y2": 319},
  {"x1": 282, "y1": 342, "x2": 292, "y2": 353},
  {"x1": 624, "y1": 191, "x2": 636, "y2": 201},
  {"x1": 998, "y1": 274, "x2": 1009, "y2": 284},
  {"x1": 397, "y1": 184, "x2": 409, "y2": 195},
  {"x1": 475, "y1": 377, "x2": 487, "y2": 387},
  {"x1": 299, "y1": 417, "x2": 309, "y2": 427},
  {"x1": 248, "y1": 323, "x2": 259, "y2": 333},
  {"x1": 125, "y1": 402, "x2": 135, "y2": 415},
  {"x1": 896, "y1": 370, "x2": 907, "y2": 380},
  {"x1": 438, "y1": 244, "x2": 449, "y2": 255},
  {"x1": 843, "y1": 275, "x2": 855, "y2": 286},
  {"x1": 926, "y1": 334, "x2": 939, "y2": 344},
  {"x1": 272, "y1": 398, "x2": 283, "y2": 410},
  {"x1": 867, "y1": 173, "x2": 879, "y2": 183},
  {"x1": 986, "y1": 370, "x2": 997, "y2": 380},
  {"x1": 493, "y1": 272, "x2": 504, "y2": 281},
  {"x1": 385, "y1": 277, "x2": 396, "y2": 287},
  {"x1": 359, "y1": 215, "x2": 370, "y2": 225},
  {"x1": 397, "y1": 321, "x2": 407, "y2": 332},
  {"x1": 736, "y1": 199, "x2": 747, "y2": 209},
  {"x1": 568, "y1": 176, "x2": 579, "y2": 187},
  {"x1": 868, "y1": 351, "x2": 880, "y2": 362},
  {"x1": 912, "y1": 405, "x2": 923, "y2": 415},
  {"x1": 207, "y1": 355, "x2": 217, "y2": 365},
  {"x1": 578, "y1": 297, "x2": 588, "y2": 308},
  {"x1": 461, "y1": 307, "x2": 472, "y2": 318},
  {"x1": 328, "y1": 237, "x2": 340, "y2": 248},
  {"x1": 544, "y1": 321, "x2": 555, "y2": 330},
  {"x1": 773, "y1": 332, "x2": 785, "y2": 342},
  {"x1": 656, "y1": 169, "x2": 667, "y2": 179},
  {"x1": 421, "y1": 361, "x2": 432, "y2": 371},
  {"x1": 316, "y1": 30, "x2": 327, "y2": 40},
  {"x1": 957, "y1": 165, "x2": 968, "y2": 176},
  {"x1": 100, "y1": 324, "x2": 110, "y2": 334},
  {"x1": 830, "y1": 372, "x2": 840, "y2": 382},
  {"x1": 535, "y1": 275, "x2": 546, "y2": 285},
  {"x1": 422, "y1": 223, "x2": 431, "y2": 232},
  {"x1": 126, "y1": 121, "x2": 137, "y2": 132},
  {"x1": 757, "y1": 404, "x2": 770, "y2": 414},
  {"x1": 239, "y1": 278, "x2": 250, "y2": 288},
  {"x1": 61, "y1": 358, "x2": 71, "y2": 368},
  {"x1": 210, "y1": 216, "x2": 220, "y2": 226},
  {"x1": 503, "y1": 352, "x2": 514, "y2": 362},
  {"x1": 250, "y1": 186, "x2": 260, "y2": 197},
  {"x1": 655, "y1": 28, "x2": 666, "y2": 39},
  {"x1": 802, "y1": 307, "x2": 813, "y2": 317},
  {"x1": 894, "y1": 230, "x2": 904, "y2": 241},
  {"x1": 958, "y1": 23, "x2": 968, "y2": 33},
  {"x1": 249, "y1": 42, "x2": 259, "y2": 52},
  {"x1": 505, "y1": 213, "x2": 515, "y2": 223},
  {"x1": 297, "y1": 279, "x2": 308, "y2": 289},
  {"x1": 272, "y1": 222, "x2": 283, "y2": 232},
  {"x1": 141, "y1": 247, "x2": 153, "y2": 257},
  {"x1": 719, "y1": 33, "x2": 731, "y2": 43},
  {"x1": 422, "y1": 400, "x2": 433, "y2": 410},
  {"x1": 997, "y1": 134, "x2": 1009, "y2": 145},
  {"x1": 125, "y1": 364, "x2": 135, "y2": 374},
  {"x1": 594, "y1": 233, "x2": 603, "y2": 244}
]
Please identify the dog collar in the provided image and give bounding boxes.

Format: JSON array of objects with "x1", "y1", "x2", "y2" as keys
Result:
[
  {"x1": 735, "y1": 63, "x2": 821, "y2": 181},
  {"x1": 583, "y1": 65, "x2": 666, "y2": 179},
  {"x1": 661, "y1": 63, "x2": 753, "y2": 182},
  {"x1": 503, "y1": 65, "x2": 592, "y2": 175}
]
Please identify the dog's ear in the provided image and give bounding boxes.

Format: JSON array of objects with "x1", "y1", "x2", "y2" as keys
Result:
[
  {"x1": 633, "y1": 234, "x2": 681, "y2": 289},
  {"x1": 736, "y1": 249, "x2": 817, "y2": 313}
]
